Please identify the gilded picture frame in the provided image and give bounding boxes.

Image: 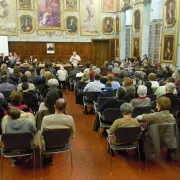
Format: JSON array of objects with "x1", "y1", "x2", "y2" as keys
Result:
[
  {"x1": 64, "y1": 0, "x2": 79, "y2": 11},
  {"x1": 161, "y1": 35, "x2": 175, "y2": 63},
  {"x1": 115, "y1": 16, "x2": 120, "y2": 35},
  {"x1": 134, "y1": 0, "x2": 142, "y2": 5},
  {"x1": 102, "y1": 17, "x2": 114, "y2": 35},
  {"x1": 80, "y1": 0, "x2": 101, "y2": 36},
  {"x1": 35, "y1": 0, "x2": 64, "y2": 30},
  {"x1": 19, "y1": 15, "x2": 34, "y2": 34},
  {"x1": 65, "y1": 16, "x2": 78, "y2": 35},
  {"x1": 164, "y1": 0, "x2": 176, "y2": 27},
  {"x1": 133, "y1": 9, "x2": 141, "y2": 32},
  {"x1": 102, "y1": 0, "x2": 116, "y2": 13},
  {"x1": 0, "y1": 0, "x2": 18, "y2": 36},
  {"x1": 132, "y1": 37, "x2": 141, "y2": 58},
  {"x1": 18, "y1": 0, "x2": 33, "y2": 10}
]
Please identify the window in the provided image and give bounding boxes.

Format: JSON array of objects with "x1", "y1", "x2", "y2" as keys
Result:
[{"x1": 148, "y1": 22, "x2": 162, "y2": 64}]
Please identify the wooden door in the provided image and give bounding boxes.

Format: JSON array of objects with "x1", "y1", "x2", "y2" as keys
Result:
[{"x1": 92, "y1": 40, "x2": 110, "y2": 67}]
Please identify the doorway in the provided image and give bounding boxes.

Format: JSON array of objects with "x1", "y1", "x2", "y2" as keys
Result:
[{"x1": 92, "y1": 40, "x2": 110, "y2": 67}]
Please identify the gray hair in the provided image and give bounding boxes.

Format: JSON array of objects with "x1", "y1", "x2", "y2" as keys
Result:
[
  {"x1": 108, "y1": 65, "x2": 113, "y2": 71},
  {"x1": 114, "y1": 63, "x2": 119, "y2": 67},
  {"x1": 120, "y1": 103, "x2": 133, "y2": 115},
  {"x1": 166, "y1": 82, "x2": 175, "y2": 93},
  {"x1": 137, "y1": 85, "x2": 147, "y2": 97},
  {"x1": 48, "y1": 79, "x2": 59, "y2": 87},
  {"x1": 95, "y1": 68, "x2": 101, "y2": 73}
]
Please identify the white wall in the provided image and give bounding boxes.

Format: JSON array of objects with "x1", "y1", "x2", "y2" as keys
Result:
[{"x1": 0, "y1": 36, "x2": 9, "y2": 56}]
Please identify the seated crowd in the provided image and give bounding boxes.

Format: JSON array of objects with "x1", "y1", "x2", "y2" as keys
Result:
[{"x1": 0, "y1": 53, "x2": 180, "y2": 169}]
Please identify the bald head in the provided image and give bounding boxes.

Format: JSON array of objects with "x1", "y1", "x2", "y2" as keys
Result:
[{"x1": 55, "y1": 98, "x2": 67, "y2": 112}]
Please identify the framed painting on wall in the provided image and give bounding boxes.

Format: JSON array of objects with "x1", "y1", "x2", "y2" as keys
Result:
[
  {"x1": 133, "y1": 9, "x2": 141, "y2": 31},
  {"x1": 18, "y1": 0, "x2": 33, "y2": 10},
  {"x1": 0, "y1": 0, "x2": 18, "y2": 36},
  {"x1": 35, "y1": 0, "x2": 63, "y2": 30},
  {"x1": 102, "y1": 17, "x2": 114, "y2": 35},
  {"x1": 65, "y1": 16, "x2": 78, "y2": 34},
  {"x1": 80, "y1": 0, "x2": 101, "y2": 36},
  {"x1": 47, "y1": 43, "x2": 55, "y2": 54},
  {"x1": 164, "y1": 0, "x2": 176, "y2": 27},
  {"x1": 64, "y1": 0, "x2": 79, "y2": 11},
  {"x1": 102, "y1": 0, "x2": 116, "y2": 12},
  {"x1": 162, "y1": 35, "x2": 174, "y2": 61},
  {"x1": 19, "y1": 15, "x2": 34, "y2": 34},
  {"x1": 132, "y1": 37, "x2": 140, "y2": 57}
]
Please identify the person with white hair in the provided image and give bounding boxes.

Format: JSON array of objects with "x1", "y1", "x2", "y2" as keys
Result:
[
  {"x1": 57, "y1": 65, "x2": 68, "y2": 88},
  {"x1": 112, "y1": 62, "x2": 120, "y2": 74},
  {"x1": 130, "y1": 85, "x2": 151, "y2": 108},
  {"x1": 69, "y1": 51, "x2": 81, "y2": 64}
]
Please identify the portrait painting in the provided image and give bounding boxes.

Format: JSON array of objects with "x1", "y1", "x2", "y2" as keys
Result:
[
  {"x1": 65, "y1": 16, "x2": 78, "y2": 34},
  {"x1": 80, "y1": 0, "x2": 101, "y2": 36},
  {"x1": 102, "y1": 0, "x2": 116, "y2": 12},
  {"x1": 133, "y1": 38, "x2": 140, "y2": 57},
  {"x1": 133, "y1": 9, "x2": 141, "y2": 31},
  {"x1": 0, "y1": 0, "x2": 17, "y2": 35},
  {"x1": 164, "y1": 0, "x2": 176, "y2": 27},
  {"x1": 64, "y1": 0, "x2": 79, "y2": 11},
  {"x1": 163, "y1": 36, "x2": 174, "y2": 61},
  {"x1": 115, "y1": 16, "x2": 119, "y2": 35},
  {"x1": 103, "y1": 17, "x2": 114, "y2": 34},
  {"x1": 47, "y1": 43, "x2": 55, "y2": 54},
  {"x1": 18, "y1": 0, "x2": 32, "y2": 10},
  {"x1": 36, "y1": 0, "x2": 63, "y2": 30},
  {"x1": 19, "y1": 15, "x2": 34, "y2": 34}
]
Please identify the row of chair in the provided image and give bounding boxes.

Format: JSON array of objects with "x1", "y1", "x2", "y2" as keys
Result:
[{"x1": 0, "y1": 129, "x2": 73, "y2": 180}]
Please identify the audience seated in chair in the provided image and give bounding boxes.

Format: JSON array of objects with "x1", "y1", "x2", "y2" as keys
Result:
[
  {"x1": 122, "y1": 77, "x2": 136, "y2": 101},
  {"x1": 106, "y1": 74, "x2": 120, "y2": 89},
  {"x1": 145, "y1": 81, "x2": 154, "y2": 95},
  {"x1": 39, "y1": 87, "x2": 60, "y2": 113},
  {"x1": 83, "y1": 73, "x2": 105, "y2": 92},
  {"x1": 40, "y1": 98, "x2": 75, "y2": 165},
  {"x1": 155, "y1": 77, "x2": 177, "y2": 98},
  {"x1": 4, "y1": 107, "x2": 37, "y2": 166},
  {"x1": 108, "y1": 103, "x2": 139, "y2": 156},
  {"x1": 148, "y1": 73, "x2": 159, "y2": 89},
  {"x1": 130, "y1": 85, "x2": 151, "y2": 108},
  {"x1": 22, "y1": 83, "x2": 39, "y2": 113},
  {"x1": 8, "y1": 90, "x2": 32, "y2": 113},
  {"x1": 0, "y1": 75, "x2": 16, "y2": 91},
  {"x1": 56, "y1": 65, "x2": 68, "y2": 88},
  {"x1": 43, "y1": 78, "x2": 63, "y2": 98},
  {"x1": 107, "y1": 65, "x2": 115, "y2": 77},
  {"x1": 99, "y1": 87, "x2": 126, "y2": 114},
  {"x1": 17, "y1": 74, "x2": 36, "y2": 91},
  {"x1": 98, "y1": 81, "x2": 114, "y2": 98},
  {"x1": 136, "y1": 97, "x2": 177, "y2": 163}
]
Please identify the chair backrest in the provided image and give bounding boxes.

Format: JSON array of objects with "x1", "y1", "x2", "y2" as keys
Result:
[
  {"x1": 97, "y1": 97, "x2": 108, "y2": 109},
  {"x1": 1, "y1": 91, "x2": 11, "y2": 102},
  {"x1": 1, "y1": 132, "x2": 33, "y2": 150},
  {"x1": 114, "y1": 127, "x2": 142, "y2": 143},
  {"x1": 42, "y1": 129, "x2": 71, "y2": 148},
  {"x1": 85, "y1": 92, "x2": 101, "y2": 102},
  {"x1": 147, "y1": 94, "x2": 156, "y2": 102},
  {"x1": 132, "y1": 106, "x2": 152, "y2": 118},
  {"x1": 103, "y1": 108, "x2": 123, "y2": 123}
]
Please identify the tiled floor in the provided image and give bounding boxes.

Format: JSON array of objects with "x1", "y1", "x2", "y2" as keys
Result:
[{"x1": 1, "y1": 90, "x2": 180, "y2": 180}]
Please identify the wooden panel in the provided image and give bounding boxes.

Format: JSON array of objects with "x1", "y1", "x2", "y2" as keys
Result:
[
  {"x1": 8, "y1": 42, "x2": 92, "y2": 65},
  {"x1": 92, "y1": 39, "x2": 116, "y2": 67}
]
